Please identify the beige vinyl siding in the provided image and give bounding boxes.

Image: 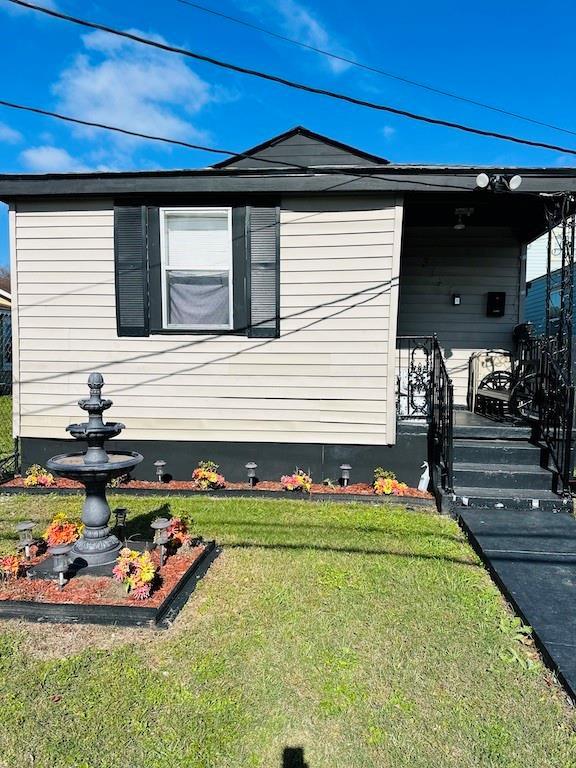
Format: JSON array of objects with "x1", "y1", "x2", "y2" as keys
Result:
[
  {"x1": 397, "y1": 226, "x2": 523, "y2": 405},
  {"x1": 14, "y1": 196, "x2": 402, "y2": 445}
]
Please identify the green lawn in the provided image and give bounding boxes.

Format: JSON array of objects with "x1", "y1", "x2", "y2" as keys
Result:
[
  {"x1": 0, "y1": 395, "x2": 12, "y2": 457},
  {"x1": 0, "y1": 494, "x2": 575, "y2": 768}
]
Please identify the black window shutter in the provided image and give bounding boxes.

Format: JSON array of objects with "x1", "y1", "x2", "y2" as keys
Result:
[
  {"x1": 114, "y1": 205, "x2": 149, "y2": 337},
  {"x1": 247, "y1": 206, "x2": 280, "y2": 338}
]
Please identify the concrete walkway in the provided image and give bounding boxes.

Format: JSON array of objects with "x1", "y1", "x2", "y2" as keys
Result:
[{"x1": 459, "y1": 507, "x2": 576, "y2": 700}]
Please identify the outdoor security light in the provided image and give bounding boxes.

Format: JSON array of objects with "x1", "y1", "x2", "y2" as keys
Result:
[
  {"x1": 475, "y1": 172, "x2": 490, "y2": 189},
  {"x1": 475, "y1": 173, "x2": 523, "y2": 192},
  {"x1": 339, "y1": 464, "x2": 352, "y2": 487},
  {"x1": 245, "y1": 461, "x2": 258, "y2": 487},
  {"x1": 154, "y1": 459, "x2": 166, "y2": 483},
  {"x1": 15, "y1": 520, "x2": 35, "y2": 560}
]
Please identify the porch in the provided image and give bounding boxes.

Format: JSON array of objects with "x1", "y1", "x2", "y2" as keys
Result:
[{"x1": 394, "y1": 191, "x2": 575, "y2": 511}]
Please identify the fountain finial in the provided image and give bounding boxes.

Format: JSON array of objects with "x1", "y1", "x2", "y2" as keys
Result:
[{"x1": 88, "y1": 371, "x2": 104, "y2": 392}]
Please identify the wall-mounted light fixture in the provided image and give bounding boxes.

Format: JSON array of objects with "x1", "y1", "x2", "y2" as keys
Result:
[
  {"x1": 454, "y1": 207, "x2": 474, "y2": 230},
  {"x1": 452, "y1": 294, "x2": 461, "y2": 306},
  {"x1": 476, "y1": 173, "x2": 522, "y2": 192}
]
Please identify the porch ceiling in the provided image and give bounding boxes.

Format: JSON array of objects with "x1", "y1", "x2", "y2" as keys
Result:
[{"x1": 404, "y1": 192, "x2": 560, "y2": 244}]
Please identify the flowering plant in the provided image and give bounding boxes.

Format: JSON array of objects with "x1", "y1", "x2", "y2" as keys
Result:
[
  {"x1": 23, "y1": 464, "x2": 55, "y2": 488},
  {"x1": 167, "y1": 516, "x2": 192, "y2": 548},
  {"x1": 112, "y1": 548, "x2": 157, "y2": 600},
  {"x1": 0, "y1": 553, "x2": 26, "y2": 581},
  {"x1": 43, "y1": 511, "x2": 83, "y2": 546},
  {"x1": 373, "y1": 476, "x2": 409, "y2": 496},
  {"x1": 374, "y1": 467, "x2": 397, "y2": 482},
  {"x1": 192, "y1": 460, "x2": 226, "y2": 490},
  {"x1": 281, "y1": 469, "x2": 312, "y2": 493}
]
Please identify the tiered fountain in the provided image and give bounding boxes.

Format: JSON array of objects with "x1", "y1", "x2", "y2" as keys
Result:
[{"x1": 47, "y1": 372, "x2": 143, "y2": 569}]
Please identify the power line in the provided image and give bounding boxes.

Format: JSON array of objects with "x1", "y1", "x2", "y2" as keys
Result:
[
  {"x1": 0, "y1": 96, "x2": 470, "y2": 195},
  {"x1": 7, "y1": 0, "x2": 576, "y2": 159},
  {"x1": 0, "y1": 98, "x2": 239, "y2": 154},
  {"x1": 175, "y1": 0, "x2": 576, "y2": 140}
]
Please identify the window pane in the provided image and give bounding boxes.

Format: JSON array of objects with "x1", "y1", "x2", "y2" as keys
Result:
[
  {"x1": 167, "y1": 271, "x2": 230, "y2": 327},
  {"x1": 165, "y1": 210, "x2": 229, "y2": 269}
]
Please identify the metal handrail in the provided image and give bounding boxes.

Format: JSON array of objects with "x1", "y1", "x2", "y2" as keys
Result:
[
  {"x1": 430, "y1": 334, "x2": 454, "y2": 494},
  {"x1": 512, "y1": 330, "x2": 574, "y2": 494},
  {"x1": 396, "y1": 336, "x2": 434, "y2": 420}
]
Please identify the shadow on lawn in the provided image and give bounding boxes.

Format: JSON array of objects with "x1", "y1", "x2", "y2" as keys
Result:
[
  {"x1": 209, "y1": 517, "x2": 462, "y2": 542},
  {"x1": 226, "y1": 540, "x2": 479, "y2": 567},
  {"x1": 283, "y1": 747, "x2": 308, "y2": 768},
  {"x1": 113, "y1": 503, "x2": 477, "y2": 567}
]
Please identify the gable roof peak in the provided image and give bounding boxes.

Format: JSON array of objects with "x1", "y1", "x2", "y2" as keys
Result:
[{"x1": 212, "y1": 125, "x2": 389, "y2": 169}]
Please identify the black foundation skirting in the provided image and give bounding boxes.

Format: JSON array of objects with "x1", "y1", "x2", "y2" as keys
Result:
[{"x1": 20, "y1": 423, "x2": 430, "y2": 487}]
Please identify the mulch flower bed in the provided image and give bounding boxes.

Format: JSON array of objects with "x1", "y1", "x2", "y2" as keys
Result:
[
  {"x1": 2, "y1": 477, "x2": 433, "y2": 499},
  {"x1": 0, "y1": 544, "x2": 206, "y2": 608}
]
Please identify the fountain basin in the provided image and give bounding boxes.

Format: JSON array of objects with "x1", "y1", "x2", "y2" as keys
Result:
[
  {"x1": 67, "y1": 421, "x2": 124, "y2": 441},
  {"x1": 47, "y1": 450, "x2": 143, "y2": 481}
]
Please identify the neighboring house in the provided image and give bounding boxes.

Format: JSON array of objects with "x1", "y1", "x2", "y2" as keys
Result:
[
  {"x1": 0, "y1": 288, "x2": 12, "y2": 394},
  {"x1": 524, "y1": 267, "x2": 564, "y2": 335},
  {"x1": 0, "y1": 126, "x2": 574, "y2": 504},
  {"x1": 526, "y1": 227, "x2": 563, "y2": 282}
]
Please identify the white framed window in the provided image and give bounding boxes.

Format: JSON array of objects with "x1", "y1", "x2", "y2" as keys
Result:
[{"x1": 159, "y1": 207, "x2": 233, "y2": 330}]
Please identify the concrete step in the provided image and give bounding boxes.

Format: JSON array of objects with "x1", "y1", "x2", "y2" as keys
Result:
[
  {"x1": 453, "y1": 422, "x2": 532, "y2": 440},
  {"x1": 453, "y1": 439, "x2": 542, "y2": 466},
  {"x1": 453, "y1": 462, "x2": 552, "y2": 490},
  {"x1": 451, "y1": 486, "x2": 569, "y2": 512}
]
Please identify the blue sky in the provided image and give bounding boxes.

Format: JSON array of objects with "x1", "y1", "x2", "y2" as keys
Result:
[{"x1": 0, "y1": 0, "x2": 575, "y2": 265}]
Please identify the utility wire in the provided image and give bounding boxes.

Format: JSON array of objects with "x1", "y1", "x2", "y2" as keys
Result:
[
  {"x1": 7, "y1": 0, "x2": 576, "y2": 159},
  {"x1": 0, "y1": 96, "x2": 470, "y2": 196},
  {"x1": 0, "y1": 98, "x2": 238, "y2": 155},
  {"x1": 175, "y1": 0, "x2": 576, "y2": 140}
]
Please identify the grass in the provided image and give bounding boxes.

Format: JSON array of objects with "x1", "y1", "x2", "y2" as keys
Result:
[
  {"x1": 0, "y1": 494, "x2": 575, "y2": 768},
  {"x1": 0, "y1": 395, "x2": 12, "y2": 457}
]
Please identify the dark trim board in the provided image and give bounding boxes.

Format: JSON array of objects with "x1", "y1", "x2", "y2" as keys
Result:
[
  {"x1": 0, "y1": 541, "x2": 218, "y2": 628},
  {"x1": 3, "y1": 168, "x2": 576, "y2": 199},
  {"x1": 20, "y1": 425, "x2": 429, "y2": 488}
]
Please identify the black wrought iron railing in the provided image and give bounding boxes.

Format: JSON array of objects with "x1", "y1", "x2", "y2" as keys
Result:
[
  {"x1": 512, "y1": 328, "x2": 574, "y2": 494},
  {"x1": 396, "y1": 336, "x2": 433, "y2": 419},
  {"x1": 430, "y1": 335, "x2": 454, "y2": 494}
]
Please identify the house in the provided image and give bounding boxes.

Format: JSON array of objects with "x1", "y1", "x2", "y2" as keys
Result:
[
  {"x1": 525, "y1": 267, "x2": 564, "y2": 335},
  {"x1": 0, "y1": 126, "x2": 574, "y2": 507},
  {"x1": 0, "y1": 287, "x2": 12, "y2": 394}
]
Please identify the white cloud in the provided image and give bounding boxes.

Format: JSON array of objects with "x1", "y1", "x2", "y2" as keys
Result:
[
  {"x1": 20, "y1": 146, "x2": 89, "y2": 173},
  {"x1": 246, "y1": 0, "x2": 354, "y2": 74},
  {"x1": 1, "y1": 0, "x2": 58, "y2": 16},
  {"x1": 382, "y1": 125, "x2": 396, "y2": 140},
  {"x1": 554, "y1": 153, "x2": 576, "y2": 167},
  {"x1": 51, "y1": 29, "x2": 219, "y2": 154},
  {"x1": 0, "y1": 122, "x2": 22, "y2": 144}
]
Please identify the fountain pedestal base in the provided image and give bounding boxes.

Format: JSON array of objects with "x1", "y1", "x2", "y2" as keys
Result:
[{"x1": 69, "y1": 531, "x2": 123, "y2": 568}]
